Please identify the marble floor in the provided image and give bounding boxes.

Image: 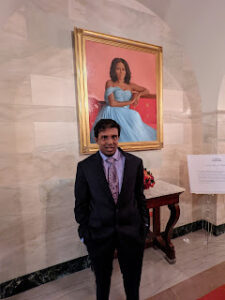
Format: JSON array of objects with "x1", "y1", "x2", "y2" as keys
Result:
[
  {"x1": 148, "y1": 261, "x2": 225, "y2": 300},
  {"x1": 7, "y1": 230, "x2": 225, "y2": 300}
]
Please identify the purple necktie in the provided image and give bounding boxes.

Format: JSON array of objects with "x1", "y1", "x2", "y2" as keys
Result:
[{"x1": 106, "y1": 157, "x2": 119, "y2": 203}]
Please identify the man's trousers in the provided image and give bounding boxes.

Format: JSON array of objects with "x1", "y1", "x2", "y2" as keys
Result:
[{"x1": 86, "y1": 233, "x2": 145, "y2": 300}]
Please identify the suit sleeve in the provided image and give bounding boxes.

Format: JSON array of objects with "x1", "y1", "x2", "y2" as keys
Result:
[
  {"x1": 74, "y1": 162, "x2": 90, "y2": 240},
  {"x1": 136, "y1": 159, "x2": 150, "y2": 229}
]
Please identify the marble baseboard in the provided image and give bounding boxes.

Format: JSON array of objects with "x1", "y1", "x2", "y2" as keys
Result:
[
  {"x1": 0, "y1": 256, "x2": 91, "y2": 299},
  {"x1": 173, "y1": 220, "x2": 225, "y2": 238},
  {"x1": 1, "y1": 220, "x2": 225, "y2": 299}
]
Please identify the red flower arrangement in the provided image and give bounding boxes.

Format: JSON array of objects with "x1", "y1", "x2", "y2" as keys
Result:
[{"x1": 143, "y1": 168, "x2": 155, "y2": 190}]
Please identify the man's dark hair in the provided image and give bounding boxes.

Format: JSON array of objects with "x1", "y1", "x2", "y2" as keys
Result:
[
  {"x1": 110, "y1": 58, "x2": 131, "y2": 84},
  {"x1": 94, "y1": 119, "x2": 121, "y2": 138}
]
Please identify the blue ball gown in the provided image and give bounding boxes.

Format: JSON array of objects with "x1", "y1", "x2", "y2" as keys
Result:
[{"x1": 90, "y1": 86, "x2": 157, "y2": 143}]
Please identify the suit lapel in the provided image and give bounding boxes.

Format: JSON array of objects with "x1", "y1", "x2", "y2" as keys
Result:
[{"x1": 119, "y1": 148, "x2": 131, "y2": 198}]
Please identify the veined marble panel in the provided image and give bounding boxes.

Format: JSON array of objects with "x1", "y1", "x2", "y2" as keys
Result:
[
  {"x1": 0, "y1": 154, "x2": 35, "y2": 186},
  {"x1": 14, "y1": 78, "x2": 32, "y2": 105},
  {"x1": 0, "y1": 187, "x2": 21, "y2": 216},
  {"x1": 2, "y1": 7, "x2": 27, "y2": 40},
  {"x1": 0, "y1": 151, "x2": 78, "y2": 187},
  {"x1": 0, "y1": 215, "x2": 26, "y2": 245},
  {"x1": 0, "y1": 123, "x2": 17, "y2": 153},
  {"x1": 12, "y1": 105, "x2": 75, "y2": 122},
  {"x1": 163, "y1": 123, "x2": 184, "y2": 145},
  {"x1": 192, "y1": 194, "x2": 204, "y2": 221},
  {"x1": 162, "y1": 121, "x2": 192, "y2": 147},
  {"x1": 0, "y1": 31, "x2": 30, "y2": 69},
  {"x1": 183, "y1": 122, "x2": 193, "y2": 145},
  {"x1": 163, "y1": 89, "x2": 184, "y2": 112},
  {"x1": 184, "y1": 93, "x2": 202, "y2": 115},
  {"x1": 218, "y1": 75, "x2": 225, "y2": 110},
  {"x1": 31, "y1": 0, "x2": 69, "y2": 16},
  {"x1": 216, "y1": 195, "x2": 225, "y2": 225},
  {"x1": 0, "y1": 238, "x2": 27, "y2": 283},
  {"x1": 0, "y1": 81, "x2": 16, "y2": 105},
  {"x1": 190, "y1": 122, "x2": 203, "y2": 148},
  {"x1": 135, "y1": 150, "x2": 162, "y2": 169},
  {"x1": 217, "y1": 112, "x2": 225, "y2": 140},
  {"x1": 158, "y1": 160, "x2": 180, "y2": 186},
  {"x1": 200, "y1": 142, "x2": 217, "y2": 154},
  {"x1": 31, "y1": 75, "x2": 75, "y2": 107},
  {"x1": 35, "y1": 151, "x2": 78, "y2": 179},
  {"x1": 163, "y1": 47, "x2": 184, "y2": 89},
  {"x1": 68, "y1": 0, "x2": 88, "y2": 28},
  {"x1": 26, "y1": 1, "x2": 73, "y2": 48},
  {"x1": 0, "y1": 153, "x2": 41, "y2": 186},
  {"x1": 217, "y1": 141, "x2": 225, "y2": 153},
  {"x1": 29, "y1": 48, "x2": 74, "y2": 78},
  {"x1": 182, "y1": 70, "x2": 201, "y2": 96},
  {"x1": 107, "y1": 0, "x2": 156, "y2": 16},
  {"x1": 34, "y1": 122, "x2": 76, "y2": 149},
  {"x1": 0, "y1": 185, "x2": 41, "y2": 215},
  {"x1": 0, "y1": 122, "x2": 34, "y2": 153},
  {"x1": 163, "y1": 111, "x2": 189, "y2": 124},
  {"x1": 0, "y1": 203, "x2": 74, "y2": 245},
  {"x1": 0, "y1": 79, "x2": 32, "y2": 106},
  {"x1": 163, "y1": 67, "x2": 182, "y2": 90},
  {"x1": 177, "y1": 198, "x2": 193, "y2": 227},
  {"x1": 202, "y1": 112, "x2": 217, "y2": 144},
  {"x1": 200, "y1": 195, "x2": 217, "y2": 225}
]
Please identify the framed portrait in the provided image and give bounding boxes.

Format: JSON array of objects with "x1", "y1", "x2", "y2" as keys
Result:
[{"x1": 74, "y1": 27, "x2": 163, "y2": 154}]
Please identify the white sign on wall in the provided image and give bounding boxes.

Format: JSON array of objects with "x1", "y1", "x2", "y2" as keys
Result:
[{"x1": 187, "y1": 154, "x2": 225, "y2": 194}]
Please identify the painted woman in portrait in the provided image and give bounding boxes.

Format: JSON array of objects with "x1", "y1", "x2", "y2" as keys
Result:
[{"x1": 90, "y1": 57, "x2": 157, "y2": 143}]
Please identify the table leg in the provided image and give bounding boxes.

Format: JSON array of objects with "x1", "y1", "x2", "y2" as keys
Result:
[
  {"x1": 163, "y1": 203, "x2": 180, "y2": 263},
  {"x1": 145, "y1": 208, "x2": 159, "y2": 248},
  {"x1": 152, "y1": 203, "x2": 180, "y2": 264},
  {"x1": 153, "y1": 207, "x2": 160, "y2": 235}
]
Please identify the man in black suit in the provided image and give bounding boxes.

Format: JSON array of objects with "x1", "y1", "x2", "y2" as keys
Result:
[{"x1": 74, "y1": 119, "x2": 149, "y2": 300}]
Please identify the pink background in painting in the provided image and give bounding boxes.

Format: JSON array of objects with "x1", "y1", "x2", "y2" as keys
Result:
[{"x1": 85, "y1": 40, "x2": 156, "y2": 101}]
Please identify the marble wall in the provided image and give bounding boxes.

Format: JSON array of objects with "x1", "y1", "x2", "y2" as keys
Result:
[
  {"x1": 216, "y1": 112, "x2": 225, "y2": 225},
  {"x1": 0, "y1": 0, "x2": 218, "y2": 283}
]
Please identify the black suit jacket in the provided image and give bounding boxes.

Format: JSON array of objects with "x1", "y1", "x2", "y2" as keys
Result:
[{"x1": 74, "y1": 148, "x2": 149, "y2": 245}]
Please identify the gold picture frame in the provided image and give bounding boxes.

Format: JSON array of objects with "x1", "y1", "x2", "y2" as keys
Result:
[{"x1": 74, "y1": 27, "x2": 163, "y2": 154}]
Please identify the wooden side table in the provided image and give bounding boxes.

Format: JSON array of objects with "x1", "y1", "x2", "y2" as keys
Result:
[{"x1": 144, "y1": 180, "x2": 185, "y2": 264}]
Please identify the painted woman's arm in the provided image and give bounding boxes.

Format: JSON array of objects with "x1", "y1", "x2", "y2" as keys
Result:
[
  {"x1": 105, "y1": 80, "x2": 136, "y2": 107},
  {"x1": 130, "y1": 82, "x2": 150, "y2": 97},
  {"x1": 129, "y1": 82, "x2": 150, "y2": 106}
]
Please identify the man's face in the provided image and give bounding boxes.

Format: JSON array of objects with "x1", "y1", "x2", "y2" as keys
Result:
[{"x1": 95, "y1": 127, "x2": 119, "y2": 156}]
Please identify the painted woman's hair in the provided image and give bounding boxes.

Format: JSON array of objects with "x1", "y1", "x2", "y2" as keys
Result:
[{"x1": 110, "y1": 58, "x2": 131, "y2": 84}]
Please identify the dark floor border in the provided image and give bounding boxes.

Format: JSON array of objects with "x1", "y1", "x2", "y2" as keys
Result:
[
  {"x1": 1, "y1": 220, "x2": 225, "y2": 299},
  {"x1": 172, "y1": 219, "x2": 225, "y2": 238},
  {"x1": 0, "y1": 255, "x2": 91, "y2": 299}
]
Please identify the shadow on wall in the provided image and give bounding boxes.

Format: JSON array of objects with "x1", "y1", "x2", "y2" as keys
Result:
[
  {"x1": 40, "y1": 178, "x2": 76, "y2": 268},
  {"x1": 0, "y1": 186, "x2": 26, "y2": 283}
]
